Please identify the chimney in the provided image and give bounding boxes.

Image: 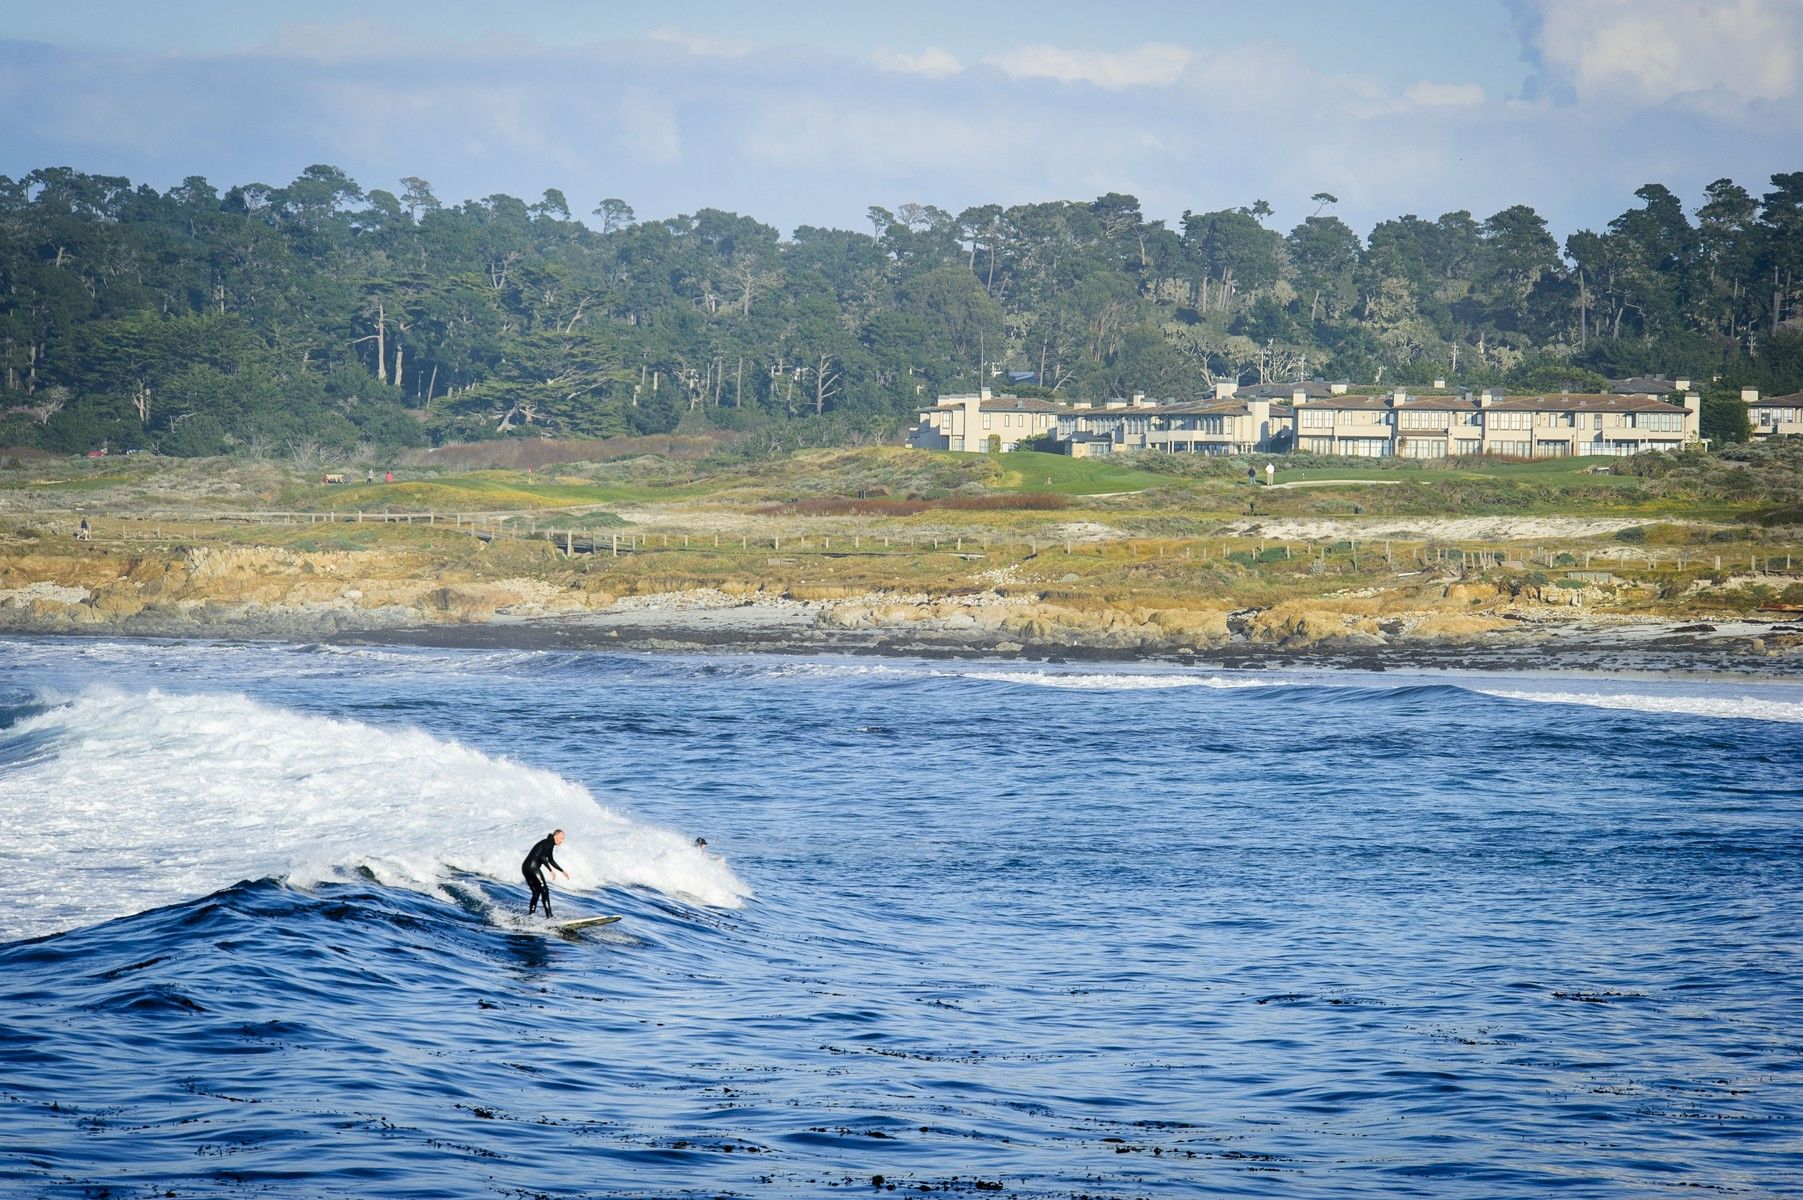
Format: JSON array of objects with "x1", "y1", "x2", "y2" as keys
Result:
[
  {"x1": 1675, "y1": 377, "x2": 1691, "y2": 392},
  {"x1": 1479, "y1": 388, "x2": 1501, "y2": 408},
  {"x1": 979, "y1": 385, "x2": 993, "y2": 401},
  {"x1": 1329, "y1": 380, "x2": 1349, "y2": 395},
  {"x1": 1432, "y1": 378, "x2": 1446, "y2": 390},
  {"x1": 1391, "y1": 388, "x2": 1407, "y2": 406},
  {"x1": 1214, "y1": 380, "x2": 1238, "y2": 400},
  {"x1": 1073, "y1": 400, "x2": 1092, "y2": 410},
  {"x1": 1249, "y1": 399, "x2": 1272, "y2": 448},
  {"x1": 1741, "y1": 387, "x2": 1760, "y2": 404},
  {"x1": 1291, "y1": 388, "x2": 1308, "y2": 406},
  {"x1": 1105, "y1": 398, "x2": 1127, "y2": 409},
  {"x1": 1683, "y1": 391, "x2": 1701, "y2": 422}
]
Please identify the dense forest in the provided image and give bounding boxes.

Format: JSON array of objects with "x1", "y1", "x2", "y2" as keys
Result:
[{"x1": 2, "y1": 164, "x2": 1802, "y2": 457}]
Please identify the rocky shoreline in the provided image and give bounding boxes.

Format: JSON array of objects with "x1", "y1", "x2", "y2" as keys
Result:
[
  {"x1": 3, "y1": 542, "x2": 1800, "y2": 679},
  {"x1": 3, "y1": 591, "x2": 1798, "y2": 680},
  {"x1": 332, "y1": 603, "x2": 1803, "y2": 679}
]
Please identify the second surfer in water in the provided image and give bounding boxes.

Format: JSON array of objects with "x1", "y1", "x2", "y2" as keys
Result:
[{"x1": 523, "y1": 829, "x2": 569, "y2": 918}]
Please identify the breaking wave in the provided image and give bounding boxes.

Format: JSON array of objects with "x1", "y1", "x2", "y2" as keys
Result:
[{"x1": 0, "y1": 686, "x2": 747, "y2": 941}]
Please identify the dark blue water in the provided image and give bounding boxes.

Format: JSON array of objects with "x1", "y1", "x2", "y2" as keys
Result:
[{"x1": 1, "y1": 638, "x2": 1800, "y2": 1198}]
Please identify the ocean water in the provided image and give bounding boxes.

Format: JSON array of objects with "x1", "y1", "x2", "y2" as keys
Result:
[{"x1": 1, "y1": 637, "x2": 1800, "y2": 1199}]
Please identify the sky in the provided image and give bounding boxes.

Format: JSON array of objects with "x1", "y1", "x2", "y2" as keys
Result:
[{"x1": 2, "y1": 0, "x2": 1800, "y2": 240}]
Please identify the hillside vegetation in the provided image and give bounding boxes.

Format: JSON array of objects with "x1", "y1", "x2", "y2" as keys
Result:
[{"x1": 2, "y1": 166, "x2": 1802, "y2": 461}]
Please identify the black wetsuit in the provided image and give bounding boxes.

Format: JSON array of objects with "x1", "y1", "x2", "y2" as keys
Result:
[{"x1": 522, "y1": 834, "x2": 563, "y2": 917}]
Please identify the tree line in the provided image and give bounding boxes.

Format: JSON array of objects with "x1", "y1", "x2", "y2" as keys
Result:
[{"x1": 2, "y1": 164, "x2": 1800, "y2": 456}]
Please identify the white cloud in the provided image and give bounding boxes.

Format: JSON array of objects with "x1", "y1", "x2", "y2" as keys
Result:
[
  {"x1": 253, "y1": 19, "x2": 435, "y2": 62},
  {"x1": 986, "y1": 42, "x2": 1192, "y2": 89},
  {"x1": 738, "y1": 102, "x2": 1006, "y2": 178},
  {"x1": 1530, "y1": 0, "x2": 1802, "y2": 111},
  {"x1": 872, "y1": 47, "x2": 964, "y2": 79},
  {"x1": 644, "y1": 26, "x2": 751, "y2": 58},
  {"x1": 1402, "y1": 81, "x2": 1486, "y2": 108}
]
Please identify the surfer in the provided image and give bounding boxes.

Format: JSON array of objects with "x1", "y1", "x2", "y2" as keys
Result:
[{"x1": 522, "y1": 829, "x2": 569, "y2": 918}]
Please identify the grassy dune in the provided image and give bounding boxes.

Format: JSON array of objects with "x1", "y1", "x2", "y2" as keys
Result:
[{"x1": 3, "y1": 442, "x2": 1801, "y2": 648}]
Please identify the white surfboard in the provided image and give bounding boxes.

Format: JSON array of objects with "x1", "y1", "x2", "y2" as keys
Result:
[{"x1": 550, "y1": 914, "x2": 623, "y2": 932}]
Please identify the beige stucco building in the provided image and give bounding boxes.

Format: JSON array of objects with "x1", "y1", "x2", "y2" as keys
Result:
[
  {"x1": 1746, "y1": 388, "x2": 1803, "y2": 440},
  {"x1": 1290, "y1": 388, "x2": 1699, "y2": 458},
  {"x1": 907, "y1": 390, "x2": 1062, "y2": 452},
  {"x1": 908, "y1": 383, "x2": 1700, "y2": 461}
]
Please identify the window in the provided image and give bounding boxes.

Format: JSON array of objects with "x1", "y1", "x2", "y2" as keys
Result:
[
  {"x1": 1492, "y1": 440, "x2": 1530, "y2": 456},
  {"x1": 983, "y1": 414, "x2": 992, "y2": 430},
  {"x1": 1455, "y1": 439, "x2": 1482, "y2": 455},
  {"x1": 1402, "y1": 440, "x2": 1447, "y2": 458},
  {"x1": 1594, "y1": 414, "x2": 1604, "y2": 429},
  {"x1": 1301, "y1": 408, "x2": 1334, "y2": 427}
]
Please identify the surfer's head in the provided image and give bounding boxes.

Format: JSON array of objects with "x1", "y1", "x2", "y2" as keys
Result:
[
  {"x1": 694, "y1": 837, "x2": 707, "y2": 848},
  {"x1": 552, "y1": 829, "x2": 565, "y2": 845}
]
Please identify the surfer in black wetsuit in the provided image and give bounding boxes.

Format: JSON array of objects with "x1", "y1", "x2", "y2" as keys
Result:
[{"x1": 522, "y1": 829, "x2": 569, "y2": 918}]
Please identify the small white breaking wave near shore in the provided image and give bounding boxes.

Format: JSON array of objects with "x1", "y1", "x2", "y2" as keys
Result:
[
  {"x1": 971, "y1": 669, "x2": 1268, "y2": 691},
  {"x1": 765, "y1": 660, "x2": 1274, "y2": 691},
  {"x1": 1470, "y1": 684, "x2": 1803, "y2": 725},
  {"x1": 0, "y1": 687, "x2": 748, "y2": 941}
]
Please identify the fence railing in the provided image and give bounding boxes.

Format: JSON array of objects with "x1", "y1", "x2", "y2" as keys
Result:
[{"x1": 17, "y1": 509, "x2": 1802, "y2": 578}]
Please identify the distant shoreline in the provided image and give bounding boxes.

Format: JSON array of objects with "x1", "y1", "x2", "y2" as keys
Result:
[{"x1": 7, "y1": 604, "x2": 1802, "y2": 683}]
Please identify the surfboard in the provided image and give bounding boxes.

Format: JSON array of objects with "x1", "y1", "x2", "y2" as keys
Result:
[{"x1": 550, "y1": 915, "x2": 622, "y2": 932}]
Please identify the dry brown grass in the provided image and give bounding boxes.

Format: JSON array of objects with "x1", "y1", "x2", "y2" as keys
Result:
[
  {"x1": 759, "y1": 492, "x2": 1067, "y2": 517},
  {"x1": 405, "y1": 434, "x2": 738, "y2": 472}
]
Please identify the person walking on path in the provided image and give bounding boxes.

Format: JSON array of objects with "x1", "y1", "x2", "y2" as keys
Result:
[{"x1": 522, "y1": 829, "x2": 569, "y2": 918}]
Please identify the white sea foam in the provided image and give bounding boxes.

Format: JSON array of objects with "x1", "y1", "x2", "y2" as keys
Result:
[
  {"x1": 1471, "y1": 685, "x2": 1803, "y2": 725},
  {"x1": 967, "y1": 669, "x2": 1268, "y2": 691},
  {"x1": 0, "y1": 687, "x2": 748, "y2": 941},
  {"x1": 762, "y1": 659, "x2": 1272, "y2": 691}
]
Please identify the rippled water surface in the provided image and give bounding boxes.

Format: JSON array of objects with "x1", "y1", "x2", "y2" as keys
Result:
[{"x1": 1, "y1": 637, "x2": 1800, "y2": 1198}]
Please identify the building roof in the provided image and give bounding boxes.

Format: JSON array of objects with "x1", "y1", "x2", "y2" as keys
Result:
[
  {"x1": 1752, "y1": 390, "x2": 1803, "y2": 404},
  {"x1": 980, "y1": 397, "x2": 1063, "y2": 413},
  {"x1": 918, "y1": 392, "x2": 1066, "y2": 415},
  {"x1": 1487, "y1": 393, "x2": 1690, "y2": 413},
  {"x1": 1290, "y1": 392, "x2": 1690, "y2": 414}
]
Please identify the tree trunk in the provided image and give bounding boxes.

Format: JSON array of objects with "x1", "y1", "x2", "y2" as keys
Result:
[
  {"x1": 425, "y1": 365, "x2": 438, "y2": 415},
  {"x1": 735, "y1": 356, "x2": 744, "y2": 407},
  {"x1": 373, "y1": 297, "x2": 387, "y2": 380},
  {"x1": 393, "y1": 342, "x2": 404, "y2": 391}
]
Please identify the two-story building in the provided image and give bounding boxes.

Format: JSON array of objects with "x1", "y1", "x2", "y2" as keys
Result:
[
  {"x1": 907, "y1": 390, "x2": 1064, "y2": 452},
  {"x1": 1051, "y1": 386, "x2": 1288, "y2": 455},
  {"x1": 1290, "y1": 388, "x2": 1700, "y2": 458},
  {"x1": 1745, "y1": 388, "x2": 1803, "y2": 440},
  {"x1": 907, "y1": 382, "x2": 1701, "y2": 461}
]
